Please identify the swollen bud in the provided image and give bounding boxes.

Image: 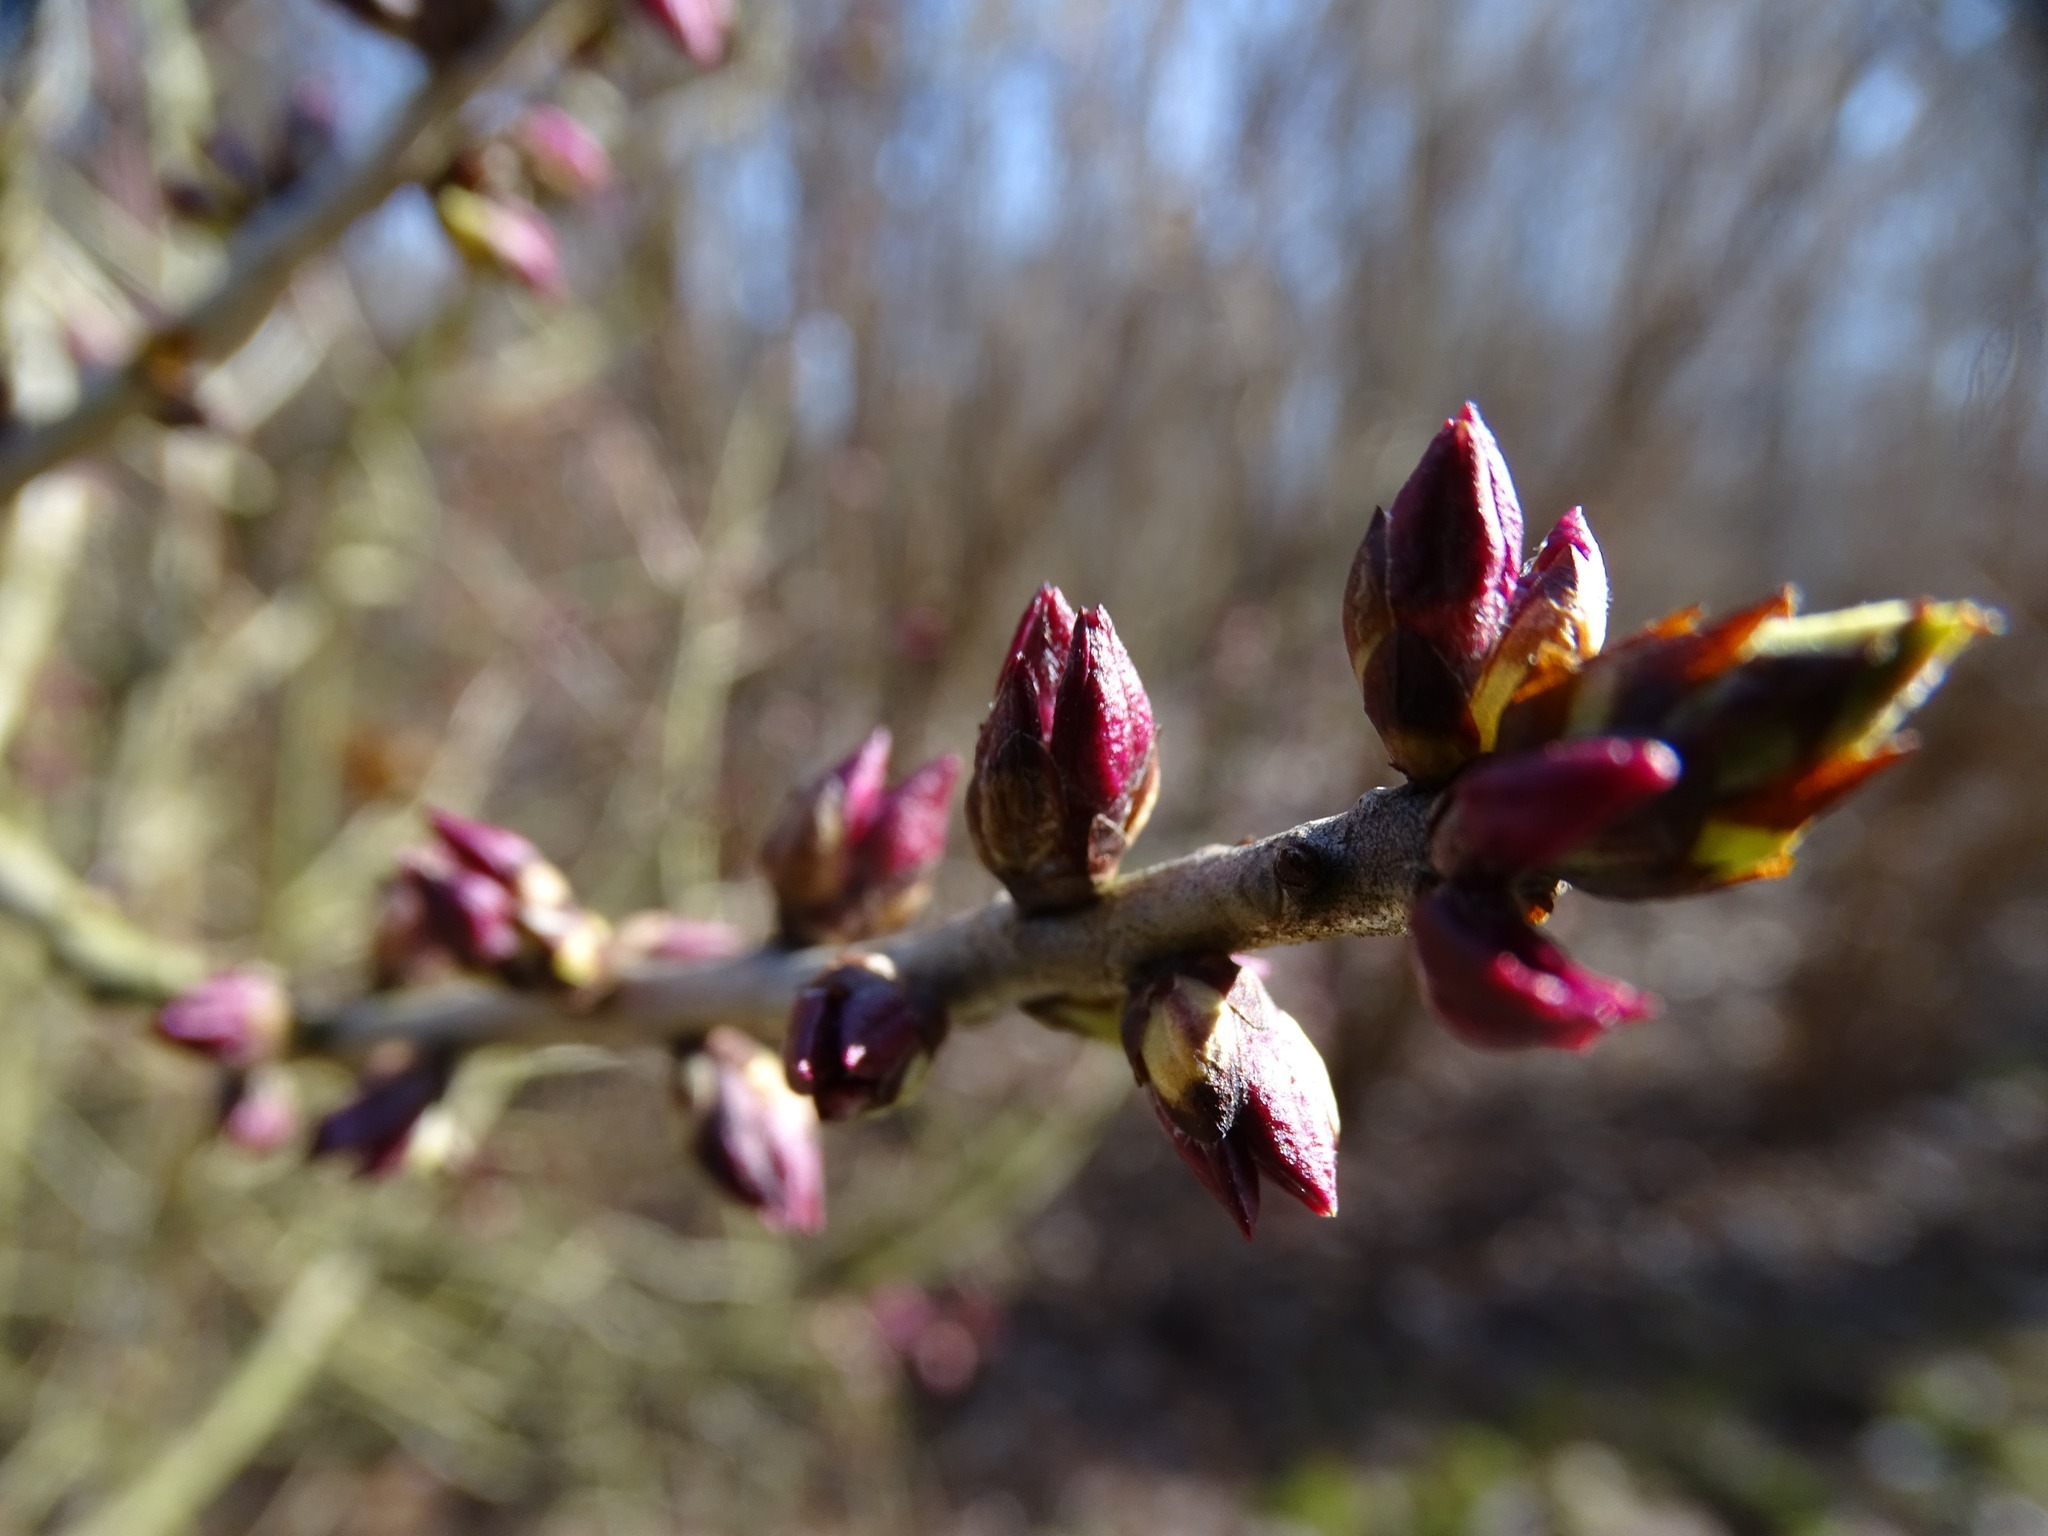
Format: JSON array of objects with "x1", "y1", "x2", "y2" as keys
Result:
[
  {"x1": 513, "y1": 106, "x2": 612, "y2": 200},
  {"x1": 680, "y1": 1027, "x2": 825, "y2": 1233},
  {"x1": 1121, "y1": 957, "x2": 1339, "y2": 1239},
  {"x1": 435, "y1": 186, "x2": 565, "y2": 299},
  {"x1": 1429, "y1": 736, "x2": 1680, "y2": 880},
  {"x1": 156, "y1": 968, "x2": 292, "y2": 1069},
  {"x1": 783, "y1": 956, "x2": 944, "y2": 1121},
  {"x1": 761, "y1": 730, "x2": 960, "y2": 944},
  {"x1": 967, "y1": 588, "x2": 1158, "y2": 911},
  {"x1": 1343, "y1": 404, "x2": 1525, "y2": 785},
  {"x1": 1410, "y1": 883, "x2": 1657, "y2": 1053}
]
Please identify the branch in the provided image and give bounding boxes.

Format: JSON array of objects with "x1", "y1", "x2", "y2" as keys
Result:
[
  {"x1": 0, "y1": 0, "x2": 589, "y2": 508},
  {"x1": 299, "y1": 785, "x2": 1434, "y2": 1057}
]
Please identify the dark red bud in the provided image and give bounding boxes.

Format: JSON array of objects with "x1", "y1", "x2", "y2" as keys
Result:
[
  {"x1": 1430, "y1": 737, "x2": 1680, "y2": 879},
  {"x1": 1049, "y1": 607, "x2": 1156, "y2": 829},
  {"x1": 1382, "y1": 403, "x2": 1523, "y2": 674},
  {"x1": 428, "y1": 807, "x2": 542, "y2": 888},
  {"x1": 156, "y1": 968, "x2": 292, "y2": 1069},
  {"x1": 685, "y1": 1027, "x2": 824, "y2": 1233},
  {"x1": 404, "y1": 853, "x2": 523, "y2": 968},
  {"x1": 996, "y1": 584, "x2": 1077, "y2": 744},
  {"x1": 310, "y1": 1050, "x2": 457, "y2": 1176},
  {"x1": 783, "y1": 959, "x2": 942, "y2": 1121},
  {"x1": 1410, "y1": 884, "x2": 1657, "y2": 1052}
]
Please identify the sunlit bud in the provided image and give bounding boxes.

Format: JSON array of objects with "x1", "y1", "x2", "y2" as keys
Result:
[
  {"x1": 967, "y1": 589, "x2": 1158, "y2": 911},
  {"x1": 637, "y1": 0, "x2": 731, "y2": 64},
  {"x1": 518, "y1": 903, "x2": 613, "y2": 992},
  {"x1": 1410, "y1": 883, "x2": 1657, "y2": 1052},
  {"x1": 1344, "y1": 404, "x2": 1525, "y2": 785},
  {"x1": 1120, "y1": 956, "x2": 1339, "y2": 1238},
  {"x1": 310, "y1": 1047, "x2": 457, "y2": 1176},
  {"x1": 514, "y1": 105, "x2": 612, "y2": 199},
  {"x1": 680, "y1": 1027, "x2": 825, "y2": 1233},
  {"x1": 402, "y1": 850, "x2": 523, "y2": 969},
  {"x1": 1467, "y1": 507, "x2": 1610, "y2": 747},
  {"x1": 783, "y1": 956, "x2": 944, "y2": 1121},
  {"x1": 156, "y1": 967, "x2": 292, "y2": 1069},
  {"x1": 428, "y1": 807, "x2": 571, "y2": 910},
  {"x1": 219, "y1": 1066, "x2": 301, "y2": 1155},
  {"x1": 435, "y1": 186, "x2": 565, "y2": 298},
  {"x1": 613, "y1": 912, "x2": 749, "y2": 966},
  {"x1": 1430, "y1": 737, "x2": 1680, "y2": 880},
  {"x1": 1495, "y1": 594, "x2": 2000, "y2": 896}
]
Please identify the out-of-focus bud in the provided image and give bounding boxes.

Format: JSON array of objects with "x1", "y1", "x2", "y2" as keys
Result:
[
  {"x1": 219, "y1": 1065, "x2": 301, "y2": 1155},
  {"x1": 761, "y1": 731, "x2": 959, "y2": 944},
  {"x1": 1495, "y1": 594, "x2": 2000, "y2": 896},
  {"x1": 1120, "y1": 956, "x2": 1340, "y2": 1239},
  {"x1": 967, "y1": 587, "x2": 1158, "y2": 911},
  {"x1": 428, "y1": 807, "x2": 572, "y2": 910},
  {"x1": 1410, "y1": 883, "x2": 1657, "y2": 1052},
  {"x1": 156, "y1": 967, "x2": 292, "y2": 1069},
  {"x1": 519, "y1": 903, "x2": 614, "y2": 991},
  {"x1": 783, "y1": 956, "x2": 944, "y2": 1121},
  {"x1": 614, "y1": 912, "x2": 749, "y2": 966},
  {"x1": 679, "y1": 1026, "x2": 825, "y2": 1232},
  {"x1": 311, "y1": 1047, "x2": 457, "y2": 1176},
  {"x1": 514, "y1": 105, "x2": 612, "y2": 199},
  {"x1": 1430, "y1": 736, "x2": 1680, "y2": 881},
  {"x1": 402, "y1": 849, "x2": 523, "y2": 969},
  {"x1": 1343, "y1": 403, "x2": 1524, "y2": 786},
  {"x1": 637, "y1": 0, "x2": 731, "y2": 64},
  {"x1": 1467, "y1": 506, "x2": 1609, "y2": 747},
  {"x1": 435, "y1": 186, "x2": 565, "y2": 299}
]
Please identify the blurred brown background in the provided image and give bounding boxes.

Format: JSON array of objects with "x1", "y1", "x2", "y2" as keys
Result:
[{"x1": 3, "y1": 0, "x2": 2048, "y2": 1530}]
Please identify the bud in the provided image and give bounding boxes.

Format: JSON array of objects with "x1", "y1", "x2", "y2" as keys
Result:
[
  {"x1": 1429, "y1": 736, "x2": 1680, "y2": 880},
  {"x1": 311, "y1": 1048, "x2": 457, "y2": 1176},
  {"x1": 402, "y1": 849, "x2": 523, "y2": 969},
  {"x1": 1495, "y1": 594, "x2": 2000, "y2": 897},
  {"x1": 1120, "y1": 957, "x2": 1340, "y2": 1238},
  {"x1": 783, "y1": 957, "x2": 944, "y2": 1121},
  {"x1": 637, "y1": 0, "x2": 731, "y2": 64},
  {"x1": 1409, "y1": 883, "x2": 1657, "y2": 1052},
  {"x1": 1343, "y1": 403, "x2": 1524, "y2": 785},
  {"x1": 614, "y1": 912, "x2": 749, "y2": 966},
  {"x1": 219, "y1": 1066, "x2": 301, "y2": 1155},
  {"x1": 680, "y1": 1027, "x2": 825, "y2": 1232},
  {"x1": 428, "y1": 806, "x2": 572, "y2": 910},
  {"x1": 513, "y1": 106, "x2": 613, "y2": 200},
  {"x1": 156, "y1": 967, "x2": 292, "y2": 1069},
  {"x1": 761, "y1": 731, "x2": 958, "y2": 944},
  {"x1": 1467, "y1": 506, "x2": 1609, "y2": 747},
  {"x1": 435, "y1": 186, "x2": 565, "y2": 299},
  {"x1": 967, "y1": 588, "x2": 1158, "y2": 911}
]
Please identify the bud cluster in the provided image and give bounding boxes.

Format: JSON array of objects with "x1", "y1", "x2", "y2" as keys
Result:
[
  {"x1": 965, "y1": 586, "x2": 1159, "y2": 912},
  {"x1": 1120, "y1": 956, "x2": 1340, "y2": 1237},
  {"x1": 760, "y1": 729, "x2": 961, "y2": 945},
  {"x1": 1351, "y1": 405, "x2": 1998, "y2": 1051}
]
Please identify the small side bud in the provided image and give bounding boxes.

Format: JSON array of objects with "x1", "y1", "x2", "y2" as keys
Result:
[
  {"x1": 853, "y1": 752, "x2": 963, "y2": 933},
  {"x1": 783, "y1": 957, "x2": 944, "y2": 1121},
  {"x1": 1429, "y1": 736, "x2": 1680, "y2": 880},
  {"x1": 219, "y1": 1066, "x2": 301, "y2": 1155},
  {"x1": 435, "y1": 186, "x2": 565, "y2": 299},
  {"x1": 310, "y1": 1048, "x2": 458, "y2": 1177},
  {"x1": 614, "y1": 913, "x2": 749, "y2": 966},
  {"x1": 680, "y1": 1027, "x2": 825, "y2": 1232},
  {"x1": 513, "y1": 106, "x2": 612, "y2": 200},
  {"x1": 157, "y1": 967, "x2": 292, "y2": 1069},
  {"x1": 1121, "y1": 957, "x2": 1339, "y2": 1238},
  {"x1": 1409, "y1": 883, "x2": 1657, "y2": 1052}
]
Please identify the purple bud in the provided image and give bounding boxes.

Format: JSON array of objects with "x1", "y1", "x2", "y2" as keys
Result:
[
  {"x1": 1121, "y1": 957, "x2": 1339, "y2": 1238},
  {"x1": 783, "y1": 958, "x2": 943, "y2": 1121},
  {"x1": 514, "y1": 106, "x2": 613, "y2": 200},
  {"x1": 310, "y1": 1049, "x2": 457, "y2": 1176},
  {"x1": 997, "y1": 584, "x2": 1078, "y2": 744},
  {"x1": 1049, "y1": 607, "x2": 1159, "y2": 864},
  {"x1": 220, "y1": 1067, "x2": 301, "y2": 1155},
  {"x1": 637, "y1": 0, "x2": 732, "y2": 63},
  {"x1": 1430, "y1": 737, "x2": 1680, "y2": 880},
  {"x1": 428, "y1": 807, "x2": 539, "y2": 887},
  {"x1": 684, "y1": 1027, "x2": 824, "y2": 1232},
  {"x1": 1409, "y1": 884, "x2": 1657, "y2": 1052},
  {"x1": 860, "y1": 753, "x2": 961, "y2": 887},
  {"x1": 403, "y1": 852, "x2": 523, "y2": 968},
  {"x1": 967, "y1": 588, "x2": 1076, "y2": 908},
  {"x1": 156, "y1": 968, "x2": 292, "y2": 1069}
]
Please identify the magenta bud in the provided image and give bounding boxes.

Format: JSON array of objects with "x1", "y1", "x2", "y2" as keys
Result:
[
  {"x1": 861, "y1": 754, "x2": 962, "y2": 886},
  {"x1": 1430, "y1": 737, "x2": 1680, "y2": 879},
  {"x1": 403, "y1": 853, "x2": 523, "y2": 968},
  {"x1": 156, "y1": 967, "x2": 292, "y2": 1069},
  {"x1": 636, "y1": 0, "x2": 732, "y2": 63},
  {"x1": 428, "y1": 807, "x2": 541, "y2": 888},
  {"x1": 783, "y1": 958, "x2": 943, "y2": 1121},
  {"x1": 1344, "y1": 403, "x2": 1528, "y2": 786},
  {"x1": 220, "y1": 1066, "x2": 301, "y2": 1155},
  {"x1": 514, "y1": 106, "x2": 613, "y2": 200},
  {"x1": 1121, "y1": 957, "x2": 1340, "y2": 1238},
  {"x1": 1049, "y1": 608, "x2": 1160, "y2": 865},
  {"x1": 1409, "y1": 883, "x2": 1657, "y2": 1053},
  {"x1": 310, "y1": 1050, "x2": 457, "y2": 1176},
  {"x1": 435, "y1": 186, "x2": 566, "y2": 299},
  {"x1": 683, "y1": 1026, "x2": 825, "y2": 1232}
]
